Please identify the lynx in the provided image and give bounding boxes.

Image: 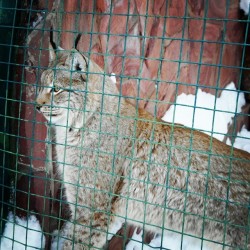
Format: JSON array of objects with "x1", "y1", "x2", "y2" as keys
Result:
[{"x1": 36, "y1": 47, "x2": 250, "y2": 250}]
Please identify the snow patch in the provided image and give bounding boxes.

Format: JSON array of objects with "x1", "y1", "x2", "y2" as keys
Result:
[
  {"x1": 125, "y1": 230, "x2": 217, "y2": 250},
  {"x1": 227, "y1": 125, "x2": 250, "y2": 153},
  {"x1": 162, "y1": 82, "x2": 245, "y2": 141},
  {"x1": 0, "y1": 212, "x2": 45, "y2": 250},
  {"x1": 107, "y1": 217, "x2": 124, "y2": 240},
  {"x1": 51, "y1": 230, "x2": 65, "y2": 250},
  {"x1": 110, "y1": 73, "x2": 116, "y2": 83},
  {"x1": 240, "y1": 0, "x2": 250, "y2": 14}
]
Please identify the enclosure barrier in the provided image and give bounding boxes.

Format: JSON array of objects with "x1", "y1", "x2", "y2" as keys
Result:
[{"x1": 0, "y1": 0, "x2": 250, "y2": 249}]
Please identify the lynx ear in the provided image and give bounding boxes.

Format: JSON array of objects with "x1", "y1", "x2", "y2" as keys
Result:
[
  {"x1": 69, "y1": 50, "x2": 88, "y2": 72},
  {"x1": 49, "y1": 44, "x2": 65, "y2": 62},
  {"x1": 49, "y1": 43, "x2": 56, "y2": 62}
]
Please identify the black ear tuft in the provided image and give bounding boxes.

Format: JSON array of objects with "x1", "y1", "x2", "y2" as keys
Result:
[
  {"x1": 50, "y1": 27, "x2": 57, "y2": 50},
  {"x1": 75, "y1": 34, "x2": 81, "y2": 49}
]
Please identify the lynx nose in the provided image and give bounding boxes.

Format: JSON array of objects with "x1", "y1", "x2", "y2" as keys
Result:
[
  {"x1": 36, "y1": 104, "x2": 42, "y2": 111},
  {"x1": 36, "y1": 96, "x2": 47, "y2": 110}
]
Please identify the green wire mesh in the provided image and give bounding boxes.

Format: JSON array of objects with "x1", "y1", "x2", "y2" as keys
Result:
[{"x1": 0, "y1": 0, "x2": 250, "y2": 249}]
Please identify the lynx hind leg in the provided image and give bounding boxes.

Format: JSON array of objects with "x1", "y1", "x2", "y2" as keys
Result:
[{"x1": 60, "y1": 214, "x2": 119, "y2": 250}]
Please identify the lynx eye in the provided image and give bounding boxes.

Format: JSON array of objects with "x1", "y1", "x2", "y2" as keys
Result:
[
  {"x1": 54, "y1": 86, "x2": 60, "y2": 92},
  {"x1": 50, "y1": 86, "x2": 61, "y2": 93}
]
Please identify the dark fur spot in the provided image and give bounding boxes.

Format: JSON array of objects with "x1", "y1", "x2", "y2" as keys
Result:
[{"x1": 75, "y1": 63, "x2": 82, "y2": 71}]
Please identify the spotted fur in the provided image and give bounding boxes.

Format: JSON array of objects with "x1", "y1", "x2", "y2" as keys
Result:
[{"x1": 36, "y1": 47, "x2": 250, "y2": 250}]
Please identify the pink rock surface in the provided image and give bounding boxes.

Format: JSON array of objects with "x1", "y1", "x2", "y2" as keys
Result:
[{"x1": 60, "y1": 0, "x2": 244, "y2": 117}]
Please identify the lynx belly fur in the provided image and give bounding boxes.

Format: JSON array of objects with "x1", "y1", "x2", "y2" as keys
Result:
[{"x1": 36, "y1": 48, "x2": 250, "y2": 250}]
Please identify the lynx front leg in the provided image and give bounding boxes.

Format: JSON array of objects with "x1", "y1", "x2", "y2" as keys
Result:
[{"x1": 61, "y1": 212, "x2": 111, "y2": 250}]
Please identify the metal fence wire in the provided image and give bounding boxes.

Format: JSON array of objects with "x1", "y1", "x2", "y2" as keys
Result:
[{"x1": 0, "y1": 0, "x2": 250, "y2": 249}]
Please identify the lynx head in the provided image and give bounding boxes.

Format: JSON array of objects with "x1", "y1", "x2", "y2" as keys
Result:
[{"x1": 36, "y1": 46, "x2": 105, "y2": 129}]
